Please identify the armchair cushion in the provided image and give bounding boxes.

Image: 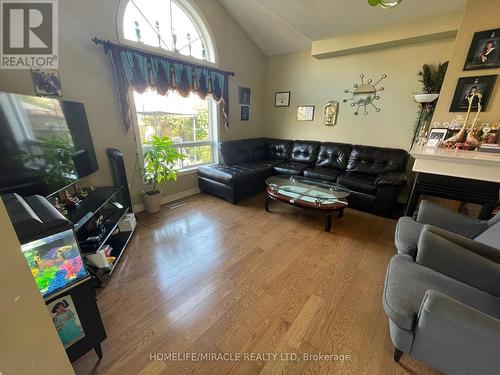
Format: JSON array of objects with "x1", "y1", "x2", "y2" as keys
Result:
[
  {"x1": 421, "y1": 225, "x2": 500, "y2": 263},
  {"x1": 416, "y1": 227, "x2": 500, "y2": 296},
  {"x1": 383, "y1": 254, "x2": 500, "y2": 331},
  {"x1": 417, "y1": 199, "x2": 489, "y2": 238},
  {"x1": 475, "y1": 221, "x2": 500, "y2": 249},
  {"x1": 374, "y1": 171, "x2": 407, "y2": 187},
  {"x1": 411, "y1": 290, "x2": 500, "y2": 375}
]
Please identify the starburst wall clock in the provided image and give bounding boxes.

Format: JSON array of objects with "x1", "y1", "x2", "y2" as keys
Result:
[{"x1": 343, "y1": 74, "x2": 387, "y2": 116}]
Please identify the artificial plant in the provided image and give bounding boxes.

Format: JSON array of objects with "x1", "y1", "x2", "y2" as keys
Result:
[
  {"x1": 143, "y1": 136, "x2": 184, "y2": 195},
  {"x1": 417, "y1": 61, "x2": 449, "y2": 94},
  {"x1": 411, "y1": 61, "x2": 449, "y2": 147}
]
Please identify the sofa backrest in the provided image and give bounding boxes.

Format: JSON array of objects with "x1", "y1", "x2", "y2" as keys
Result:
[
  {"x1": 290, "y1": 140, "x2": 320, "y2": 164},
  {"x1": 346, "y1": 145, "x2": 408, "y2": 175},
  {"x1": 267, "y1": 139, "x2": 293, "y2": 160},
  {"x1": 218, "y1": 138, "x2": 267, "y2": 164},
  {"x1": 315, "y1": 142, "x2": 352, "y2": 170}
]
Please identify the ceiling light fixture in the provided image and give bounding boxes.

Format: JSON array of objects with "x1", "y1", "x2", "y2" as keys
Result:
[{"x1": 368, "y1": 0, "x2": 402, "y2": 9}]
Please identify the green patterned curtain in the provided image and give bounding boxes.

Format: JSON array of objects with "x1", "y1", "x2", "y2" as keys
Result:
[{"x1": 93, "y1": 38, "x2": 233, "y2": 132}]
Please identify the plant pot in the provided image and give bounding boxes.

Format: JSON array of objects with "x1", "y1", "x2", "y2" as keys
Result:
[
  {"x1": 414, "y1": 93, "x2": 439, "y2": 103},
  {"x1": 142, "y1": 189, "x2": 162, "y2": 213}
]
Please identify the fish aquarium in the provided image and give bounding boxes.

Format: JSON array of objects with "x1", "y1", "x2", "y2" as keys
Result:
[{"x1": 21, "y1": 229, "x2": 88, "y2": 298}]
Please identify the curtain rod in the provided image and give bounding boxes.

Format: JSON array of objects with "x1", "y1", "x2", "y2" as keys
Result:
[{"x1": 91, "y1": 37, "x2": 235, "y2": 76}]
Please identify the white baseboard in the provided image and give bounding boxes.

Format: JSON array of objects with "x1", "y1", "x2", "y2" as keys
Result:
[{"x1": 132, "y1": 187, "x2": 201, "y2": 213}]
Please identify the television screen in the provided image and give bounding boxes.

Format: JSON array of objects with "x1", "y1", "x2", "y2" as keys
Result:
[{"x1": 0, "y1": 92, "x2": 98, "y2": 197}]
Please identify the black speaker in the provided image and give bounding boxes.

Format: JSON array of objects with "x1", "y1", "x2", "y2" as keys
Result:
[{"x1": 107, "y1": 148, "x2": 132, "y2": 210}]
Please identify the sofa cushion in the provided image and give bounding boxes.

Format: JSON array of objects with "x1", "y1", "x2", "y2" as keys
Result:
[
  {"x1": 383, "y1": 254, "x2": 500, "y2": 331},
  {"x1": 303, "y1": 166, "x2": 343, "y2": 182},
  {"x1": 267, "y1": 139, "x2": 293, "y2": 160},
  {"x1": 248, "y1": 139, "x2": 268, "y2": 162},
  {"x1": 198, "y1": 163, "x2": 271, "y2": 187},
  {"x1": 315, "y1": 142, "x2": 352, "y2": 170},
  {"x1": 395, "y1": 217, "x2": 425, "y2": 257},
  {"x1": 347, "y1": 145, "x2": 408, "y2": 175},
  {"x1": 337, "y1": 172, "x2": 377, "y2": 195},
  {"x1": 290, "y1": 140, "x2": 320, "y2": 164},
  {"x1": 273, "y1": 161, "x2": 309, "y2": 175}
]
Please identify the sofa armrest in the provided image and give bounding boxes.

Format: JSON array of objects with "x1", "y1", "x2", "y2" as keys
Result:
[
  {"x1": 374, "y1": 171, "x2": 407, "y2": 187},
  {"x1": 416, "y1": 227, "x2": 500, "y2": 296},
  {"x1": 416, "y1": 199, "x2": 488, "y2": 238},
  {"x1": 412, "y1": 290, "x2": 500, "y2": 374}
]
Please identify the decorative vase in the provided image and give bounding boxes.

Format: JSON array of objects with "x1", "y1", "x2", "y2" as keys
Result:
[{"x1": 142, "y1": 189, "x2": 162, "y2": 213}]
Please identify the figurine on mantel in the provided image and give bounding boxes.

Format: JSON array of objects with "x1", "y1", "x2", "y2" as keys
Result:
[{"x1": 442, "y1": 92, "x2": 483, "y2": 150}]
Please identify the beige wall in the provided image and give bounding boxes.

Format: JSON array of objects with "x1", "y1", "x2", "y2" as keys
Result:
[
  {"x1": 0, "y1": 0, "x2": 267, "y2": 207},
  {"x1": 433, "y1": 0, "x2": 500, "y2": 123},
  {"x1": 0, "y1": 201, "x2": 74, "y2": 375},
  {"x1": 263, "y1": 38, "x2": 455, "y2": 150}
]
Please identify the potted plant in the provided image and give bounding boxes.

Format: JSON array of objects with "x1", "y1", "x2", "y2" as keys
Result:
[
  {"x1": 142, "y1": 136, "x2": 184, "y2": 213},
  {"x1": 411, "y1": 61, "x2": 449, "y2": 146}
]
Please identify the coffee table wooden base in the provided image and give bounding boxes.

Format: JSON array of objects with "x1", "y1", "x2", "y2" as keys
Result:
[{"x1": 265, "y1": 189, "x2": 346, "y2": 232}]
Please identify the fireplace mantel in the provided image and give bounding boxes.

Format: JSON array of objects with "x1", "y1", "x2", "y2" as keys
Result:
[{"x1": 410, "y1": 145, "x2": 500, "y2": 183}]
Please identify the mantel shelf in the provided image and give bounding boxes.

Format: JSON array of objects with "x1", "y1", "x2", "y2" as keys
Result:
[{"x1": 410, "y1": 145, "x2": 500, "y2": 183}]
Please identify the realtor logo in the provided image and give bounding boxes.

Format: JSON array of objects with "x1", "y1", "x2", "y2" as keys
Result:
[{"x1": 0, "y1": 0, "x2": 58, "y2": 69}]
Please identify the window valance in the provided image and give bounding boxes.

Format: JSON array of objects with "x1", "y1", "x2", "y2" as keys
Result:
[{"x1": 92, "y1": 37, "x2": 234, "y2": 132}]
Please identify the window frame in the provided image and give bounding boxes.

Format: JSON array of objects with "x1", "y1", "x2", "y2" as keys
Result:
[{"x1": 118, "y1": 0, "x2": 220, "y2": 174}]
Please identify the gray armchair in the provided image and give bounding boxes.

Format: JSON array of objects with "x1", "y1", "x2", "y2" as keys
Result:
[
  {"x1": 395, "y1": 199, "x2": 500, "y2": 257},
  {"x1": 383, "y1": 225, "x2": 500, "y2": 374}
]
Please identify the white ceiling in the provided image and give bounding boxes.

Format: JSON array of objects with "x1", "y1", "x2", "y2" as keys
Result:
[{"x1": 218, "y1": 0, "x2": 467, "y2": 56}]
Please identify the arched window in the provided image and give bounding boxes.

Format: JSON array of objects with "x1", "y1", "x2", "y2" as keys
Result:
[
  {"x1": 118, "y1": 0, "x2": 218, "y2": 171},
  {"x1": 119, "y1": 0, "x2": 216, "y2": 63}
]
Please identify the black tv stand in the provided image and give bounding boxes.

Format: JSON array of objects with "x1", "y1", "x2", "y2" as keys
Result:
[{"x1": 65, "y1": 185, "x2": 135, "y2": 286}]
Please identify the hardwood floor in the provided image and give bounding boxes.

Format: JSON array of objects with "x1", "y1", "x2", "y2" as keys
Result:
[{"x1": 73, "y1": 193, "x2": 439, "y2": 375}]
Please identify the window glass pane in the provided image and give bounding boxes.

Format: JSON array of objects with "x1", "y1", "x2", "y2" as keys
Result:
[
  {"x1": 123, "y1": 0, "x2": 209, "y2": 61},
  {"x1": 174, "y1": 145, "x2": 212, "y2": 169},
  {"x1": 133, "y1": 89, "x2": 214, "y2": 170}
]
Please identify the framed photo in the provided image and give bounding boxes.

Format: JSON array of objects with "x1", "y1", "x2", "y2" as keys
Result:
[
  {"x1": 449, "y1": 75, "x2": 497, "y2": 112},
  {"x1": 238, "y1": 87, "x2": 251, "y2": 105},
  {"x1": 240, "y1": 105, "x2": 249, "y2": 121},
  {"x1": 297, "y1": 105, "x2": 315, "y2": 121},
  {"x1": 275, "y1": 91, "x2": 290, "y2": 107},
  {"x1": 426, "y1": 128, "x2": 449, "y2": 148},
  {"x1": 31, "y1": 68, "x2": 63, "y2": 96},
  {"x1": 47, "y1": 295, "x2": 85, "y2": 349},
  {"x1": 464, "y1": 29, "x2": 500, "y2": 71}
]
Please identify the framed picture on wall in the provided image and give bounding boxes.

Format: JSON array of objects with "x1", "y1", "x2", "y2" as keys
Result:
[
  {"x1": 31, "y1": 68, "x2": 63, "y2": 96},
  {"x1": 241, "y1": 105, "x2": 249, "y2": 121},
  {"x1": 275, "y1": 91, "x2": 290, "y2": 107},
  {"x1": 449, "y1": 75, "x2": 497, "y2": 112},
  {"x1": 464, "y1": 28, "x2": 500, "y2": 71},
  {"x1": 238, "y1": 87, "x2": 251, "y2": 105},
  {"x1": 297, "y1": 105, "x2": 315, "y2": 121}
]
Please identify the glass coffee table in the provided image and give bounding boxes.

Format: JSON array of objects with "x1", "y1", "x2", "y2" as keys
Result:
[{"x1": 265, "y1": 175, "x2": 351, "y2": 232}]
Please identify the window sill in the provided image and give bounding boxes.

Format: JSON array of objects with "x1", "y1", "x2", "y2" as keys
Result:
[{"x1": 176, "y1": 166, "x2": 203, "y2": 176}]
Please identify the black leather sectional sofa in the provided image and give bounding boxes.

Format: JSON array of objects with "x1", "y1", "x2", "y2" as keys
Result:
[{"x1": 198, "y1": 138, "x2": 408, "y2": 216}]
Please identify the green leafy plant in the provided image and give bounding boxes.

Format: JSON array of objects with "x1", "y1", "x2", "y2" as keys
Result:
[
  {"x1": 418, "y1": 61, "x2": 449, "y2": 93},
  {"x1": 143, "y1": 136, "x2": 184, "y2": 195}
]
